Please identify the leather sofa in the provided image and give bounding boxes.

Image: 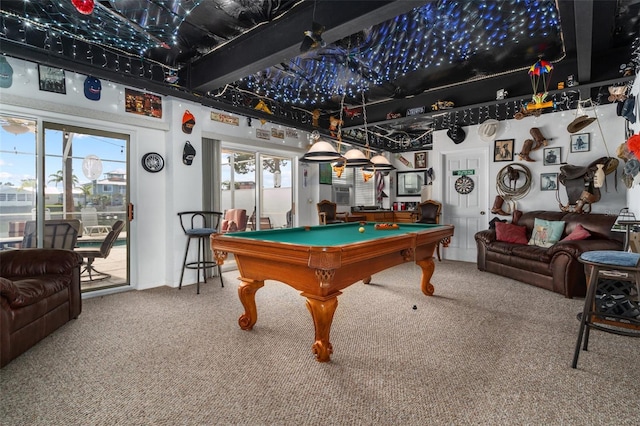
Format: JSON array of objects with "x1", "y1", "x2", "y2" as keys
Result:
[
  {"x1": 1, "y1": 249, "x2": 83, "y2": 367},
  {"x1": 475, "y1": 211, "x2": 624, "y2": 298}
]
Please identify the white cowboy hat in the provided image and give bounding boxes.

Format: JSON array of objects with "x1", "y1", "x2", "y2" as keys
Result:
[{"x1": 478, "y1": 119, "x2": 499, "y2": 142}]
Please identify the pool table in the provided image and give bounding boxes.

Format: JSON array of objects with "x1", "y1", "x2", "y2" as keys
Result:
[{"x1": 210, "y1": 221, "x2": 454, "y2": 362}]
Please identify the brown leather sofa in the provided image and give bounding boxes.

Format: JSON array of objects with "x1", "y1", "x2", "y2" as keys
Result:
[
  {"x1": 1, "y1": 249, "x2": 83, "y2": 367},
  {"x1": 475, "y1": 211, "x2": 623, "y2": 298}
]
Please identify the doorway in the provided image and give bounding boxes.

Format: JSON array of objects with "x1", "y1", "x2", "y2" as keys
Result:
[
  {"x1": 441, "y1": 148, "x2": 489, "y2": 262},
  {"x1": 220, "y1": 148, "x2": 293, "y2": 230},
  {"x1": 44, "y1": 123, "x2": 129, "y2": 291}
]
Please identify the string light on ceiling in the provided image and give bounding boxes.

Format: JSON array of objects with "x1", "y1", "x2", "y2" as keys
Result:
[
  {"x1": 361, "y1": 92, "x2": 394, "y2": 172},
  {"x1": 336, "y1": 92, "x2": 372, "y2": 168},
  {"x1": 237, "y1": 0, "x2": 562, "y2": 111}
]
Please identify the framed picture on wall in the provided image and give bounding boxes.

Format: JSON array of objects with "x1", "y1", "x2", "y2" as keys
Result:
[
  {"x1": 543, "y1": 147, "x2": 561, "y2": 165},
  {"x1": 570, "y1": 133, "x2": 590, "y2": 152},
  {"x1": 540, "y1": 173, "x2": 558, "y2": 191},
  {"x1": 493, "y1": 139, "x2": 514, "y2": 162},
  {"x1": 396, "y1": 171, "x2": 426, "y2": 196},
  {"x1": 319, "y1": 163, "x2": 332, "y2": 185},
  {"x1": 38, "y1": 65, "x2": 66, "y2": 94},
  {"x1": 414, "y1": 152, "x2": 427, "y2": 169}
]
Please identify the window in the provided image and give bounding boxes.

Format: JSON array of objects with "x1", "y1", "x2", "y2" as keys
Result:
[{"x1": 332, "y1": 167, "x2": 375, "y2": 205}]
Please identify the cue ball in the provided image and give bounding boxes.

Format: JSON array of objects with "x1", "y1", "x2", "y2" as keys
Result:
[{"x1": 358, "y1": 227, "x2": 365, "y2": 233}]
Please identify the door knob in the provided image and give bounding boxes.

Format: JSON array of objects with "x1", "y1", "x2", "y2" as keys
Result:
[{"x1": 480, "y1": 211, "x2": 485, "y2": 215}]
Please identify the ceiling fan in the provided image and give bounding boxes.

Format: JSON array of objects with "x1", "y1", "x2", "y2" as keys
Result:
[{"x1": 0, "y1": 116, "x2": 36, "y2": 135}]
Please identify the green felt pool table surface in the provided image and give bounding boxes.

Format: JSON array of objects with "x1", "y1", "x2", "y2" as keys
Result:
[{"x1": 222, "y1": 222, "x2": 443, "y2": 246}]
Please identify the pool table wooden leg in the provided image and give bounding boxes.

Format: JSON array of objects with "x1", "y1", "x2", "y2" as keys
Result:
[
  {"x1": 238, "y1": 279, "x2": 265, "y2": 330},
  {"x1": 416, "y1": 258, "x2": 436, "y2": 296},
  {"x1": 304, "y1": 293, "x2": 340, "y2": 362}
]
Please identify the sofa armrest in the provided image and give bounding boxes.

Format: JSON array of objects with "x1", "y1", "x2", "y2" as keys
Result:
[
  {"x1": 0, "y1": 249, "x2": 83, "y2": 278},
  {"x1": 474, "y1": 229, "x2": 496, "y2": 245},
  {"x1": 549, "y1": 239, "x2": 624, "y2": 258}
]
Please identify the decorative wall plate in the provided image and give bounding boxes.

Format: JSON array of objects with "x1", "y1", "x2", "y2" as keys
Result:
[
  {"x1": 454, "y1": 175, "x2": 474, "y2": 194},
  {"x1": 141, "y1": 152, "x2": 164, "y2": 173},
  {"x1": 82, "y1": 154, "x2": 103, "y2": 180}
]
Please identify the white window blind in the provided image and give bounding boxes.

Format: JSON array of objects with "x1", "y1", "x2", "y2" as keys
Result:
[{"x1": 331, "y1": 167, "x2": 375, "y2": 205}]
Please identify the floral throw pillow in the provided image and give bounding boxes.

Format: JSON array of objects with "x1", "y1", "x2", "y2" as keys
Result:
[{"x1": 528, "y1": 218, "x2": 566, "y2": 248}]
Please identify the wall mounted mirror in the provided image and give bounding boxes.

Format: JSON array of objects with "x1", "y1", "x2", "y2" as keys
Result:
[{"x1": 396, "y1": 171, "x2": 426, "y2": 197}]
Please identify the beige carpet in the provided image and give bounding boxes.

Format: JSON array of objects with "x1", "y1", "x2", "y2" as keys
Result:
[{"x1": 1, "y1": 260, "x2": 639, "y2": 425}]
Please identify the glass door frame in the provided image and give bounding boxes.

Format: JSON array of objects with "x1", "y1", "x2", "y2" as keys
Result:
[{"x1": 43, "y1": 121, "x2": 130, "y2": 290}]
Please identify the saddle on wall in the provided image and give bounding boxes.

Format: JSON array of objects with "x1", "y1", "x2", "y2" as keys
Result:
[{"x1": 558, "y1": 157, "x2": 618, "y2": 213}]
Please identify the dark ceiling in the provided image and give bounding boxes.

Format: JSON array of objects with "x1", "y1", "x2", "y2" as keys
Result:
[{"x1": 1, "y1": 0, "x2": 639, "y2": 152}]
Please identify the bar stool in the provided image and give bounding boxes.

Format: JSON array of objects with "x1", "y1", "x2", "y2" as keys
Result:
[
  {"x1": 178, "y1": 211, "x2": 224, "y2": 294},
  {"x1": 573, "y1": 250, "x2": 640, "y2": 368}
]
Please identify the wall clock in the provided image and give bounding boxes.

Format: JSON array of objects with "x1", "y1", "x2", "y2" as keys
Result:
[
  {"x1": 454, "y1": 175, "x2": 474, "y2": 194},
  {"x1": 141, "y1": 152, "x2": 164, "y2": 173}
]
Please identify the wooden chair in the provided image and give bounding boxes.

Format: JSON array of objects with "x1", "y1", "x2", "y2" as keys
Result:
[
  {"x1": 75, "y1": 220, "x2": 125, "y2": 282},
  {"x1": 317, "y1": 200, "x2": 347, "y2": 225},
  {"x1": 412, "y1": 200, "x2": 444, "y2": 261}
]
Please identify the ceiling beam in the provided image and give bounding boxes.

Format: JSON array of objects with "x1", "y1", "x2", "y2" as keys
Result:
[
  {"x1": 183, "y1": 0, "x2": 428, "y2": 93},
  {"x1": 573, "y1": 0, "x2": 593, "y2": 83}
]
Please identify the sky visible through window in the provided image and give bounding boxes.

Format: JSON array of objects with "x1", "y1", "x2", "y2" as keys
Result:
[{"x1": 0, "y1": 126, "x2": 126, "y2": 188}]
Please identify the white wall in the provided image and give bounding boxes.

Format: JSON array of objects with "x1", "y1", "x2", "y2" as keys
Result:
[
  {"x1": 626, "y1": 76, "x2": 640, "y2": 217},
  {"x1": 2, "y1": 55, "x2": 636, "y2": 290},
  {"x1": 394, "y1": 103, "x2": 630, "y2": 222},
  {"x1": 0, "y1": 57, "x2": 312, "y2": 291}
]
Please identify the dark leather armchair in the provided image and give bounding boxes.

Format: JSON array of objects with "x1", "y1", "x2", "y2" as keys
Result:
[
  {"x1": 1, "y1": 249, "x2": 83, "y2": 367},
  {"x1": 413, "y1": 200, "x2": 444, "y2": 260},
  {"x1": 317, "y1": 200, "x2": 347, "y2": 225},
  {"x1": 413, "y1": 200, "x2": 442, "y2": 224}
]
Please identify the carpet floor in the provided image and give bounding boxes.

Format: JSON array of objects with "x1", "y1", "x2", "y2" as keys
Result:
[{"x1": 1, "y1": 260, "x2": 638, "y2": 425}]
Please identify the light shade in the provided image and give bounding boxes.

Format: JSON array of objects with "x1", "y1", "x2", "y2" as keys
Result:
[
  {"x1": 300, "y1": 139, "x2": 344, "y2": 163},
  {"x1": 611, "y1": 207, "x2": 637, "y2": 233},
  {"x1": 363, "y1": 154, "x2": 395, "y2": 171},
  {"x1": 342, "y1": 148, "x2": 372, "y2": 167}
]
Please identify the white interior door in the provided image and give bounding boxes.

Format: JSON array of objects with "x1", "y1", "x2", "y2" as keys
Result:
[{"x1": 441, "y1": 148, "x2": 489, "y2": 262}]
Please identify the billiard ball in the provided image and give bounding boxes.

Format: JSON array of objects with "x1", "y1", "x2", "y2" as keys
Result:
[{"x1": 358, "y1": 227, "x2": 365, "y2": 233}]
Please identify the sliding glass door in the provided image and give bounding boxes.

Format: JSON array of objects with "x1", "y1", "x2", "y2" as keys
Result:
[
  {"x1": 221, "y1": 148, "x2": 294, "y2": 230},
  {"x1": 260, "y1": 153, "x2": 293, "y2": 228},
  {"x1": 43, "y1": 123, "x2": 129, "y2": 291},
  {"x1": 0, "y1": 114, "x2": 37, "y2": 248}
]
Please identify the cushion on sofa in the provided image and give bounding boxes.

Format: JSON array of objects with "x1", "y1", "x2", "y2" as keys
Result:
[
  {"x1": 0, "y1": 277, "x2": 19, "y2": 303},
  {"x1": 528, "y1": 218, "x2": 565, "y2": 248},
  {"x1": 3, "y1": 275, "x2": 72, "y2": 308},
  {"x1": 510, "y1": 245, "x2": 552, "y2": 263},
  {"x1": 561, "y1": 223, "x2": 591, "y2": 241},
  {"x1": 495, "y1": 222, "x2": 528, "y2": 244}
]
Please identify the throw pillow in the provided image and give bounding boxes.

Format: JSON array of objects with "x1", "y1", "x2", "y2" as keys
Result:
[
  {"x1": 528, "y1": 218, "x2": 566, "y2": 247},
  {"x1": 495, "y1": 222, "x2": 528, "y2": 244},
  {"x1": 561, "y1": 223, "x2": 591, "y2": 241},
  {"x1": 489, "y1": 217, "x2": 507, "y2": 229}
]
